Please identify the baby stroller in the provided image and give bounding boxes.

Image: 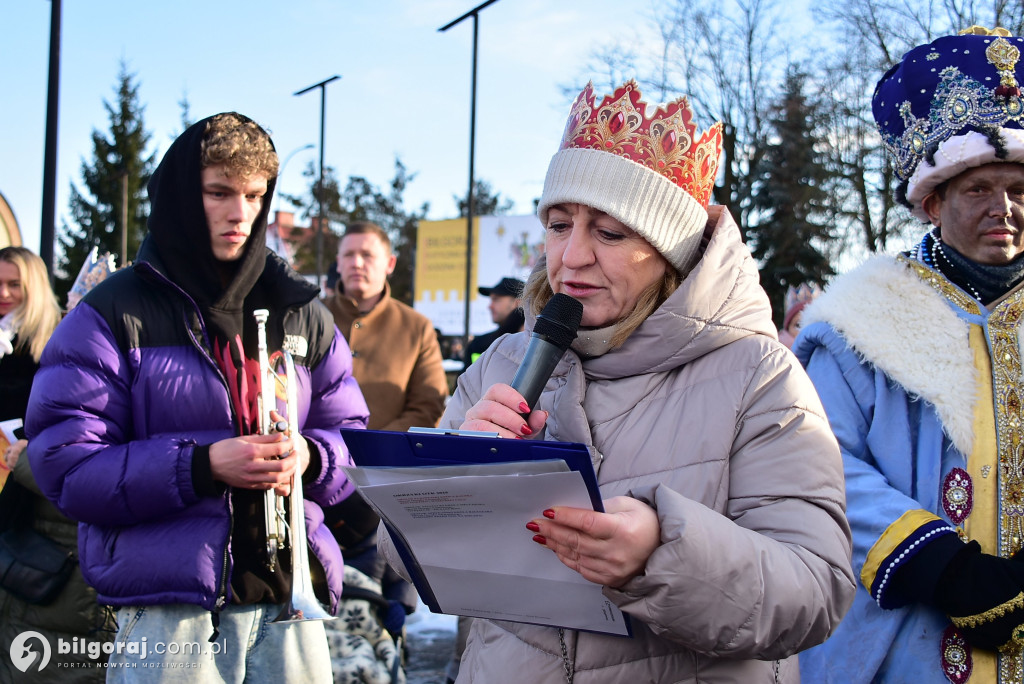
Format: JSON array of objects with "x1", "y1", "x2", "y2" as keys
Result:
[{"x1": 324, "y1": 495, "x2": 417, "y2": 684}]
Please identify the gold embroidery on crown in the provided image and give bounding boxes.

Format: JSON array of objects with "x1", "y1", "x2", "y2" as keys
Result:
[
  {"x1": 559, "y1": 80, "x2": 723, "y2": 207},
  {"x1": 960, "y1": 25, "x2": 1013, "y2": 37},
  {"x1": 989, "y1": 38, "x2": 1021, "y2": 73},
  {"x1": 1002, "y1": 624, "x2": 1024, "y2": 656},
  {"x1": 988, "y1": 37, "x2": 1022, "y2": 94}
]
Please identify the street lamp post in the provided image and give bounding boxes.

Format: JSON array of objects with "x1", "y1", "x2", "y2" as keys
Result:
[
  {"x1": 440, "y1": 0, "x2": 501, "y2": 353},
  {"x1": 41, "y1": 0, "x2": 62, "y2": 280},
  {"x1": 294, "y1": 75, "x2": 340, "y2": 292}
]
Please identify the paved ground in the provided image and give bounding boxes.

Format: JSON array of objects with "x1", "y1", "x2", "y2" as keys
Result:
[{"x1": 404, "y1": 622, "x2": 456, "y2": 684}]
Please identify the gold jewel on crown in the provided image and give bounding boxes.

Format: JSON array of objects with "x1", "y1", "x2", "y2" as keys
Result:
[
  {"x1": 964, "y1": 25, "x2": 1023, "y2": 98},
  {"x1": 558, "y1": 80, "x2": 723, "y2": 207}
]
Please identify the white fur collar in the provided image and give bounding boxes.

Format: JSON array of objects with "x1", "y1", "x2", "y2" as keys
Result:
[{"x1": 801, "y1": 255, "x2": 975, "y2": 455}]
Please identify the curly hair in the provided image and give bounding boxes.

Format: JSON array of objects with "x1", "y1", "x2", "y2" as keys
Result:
[{"x1": 199, "y1": 113, "x2": 279, "y2": 180}]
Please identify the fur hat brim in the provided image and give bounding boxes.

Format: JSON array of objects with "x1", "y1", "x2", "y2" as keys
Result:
[{"x1": 908, "y1": 129, "x2": 1024, "y2": 220}]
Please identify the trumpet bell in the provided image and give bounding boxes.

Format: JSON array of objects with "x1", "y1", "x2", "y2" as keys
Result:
[
  {"x1": 254, "y1": 309, "x2": 337, "y2": 625},
  {"x1": 271, "y1": 509, "x2": 336, "y2": 624}
]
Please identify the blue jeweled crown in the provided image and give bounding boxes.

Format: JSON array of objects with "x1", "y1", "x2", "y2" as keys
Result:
[{"x1": 872, "y1": 27, "x2": 1024, "y2": 211}]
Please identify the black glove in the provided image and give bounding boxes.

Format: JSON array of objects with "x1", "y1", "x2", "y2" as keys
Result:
[
  {"x1": 934, "y1": 541, "x2": 1024, "y2": 651},
  {"x1": 893, "y1": 535, "x2": 1024, "y2": 651}
]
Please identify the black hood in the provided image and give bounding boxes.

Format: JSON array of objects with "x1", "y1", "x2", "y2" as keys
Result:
[{"x1": 145, "y1": 112, "x2": 277, "y2": 314}]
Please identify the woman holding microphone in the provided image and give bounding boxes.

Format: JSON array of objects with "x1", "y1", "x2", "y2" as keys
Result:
[{"x1": 390, "y1": 81, "x2": 854, "y2": 683}]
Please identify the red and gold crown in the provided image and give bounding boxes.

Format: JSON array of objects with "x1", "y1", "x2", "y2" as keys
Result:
[{"x1": 557, "y1": 81, "x2": 722, "y2": 207}]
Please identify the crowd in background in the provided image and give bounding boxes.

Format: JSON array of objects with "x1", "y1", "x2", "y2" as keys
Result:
[{"x1": 7, "y1": 24, "x2": 1024, "y2": 684}]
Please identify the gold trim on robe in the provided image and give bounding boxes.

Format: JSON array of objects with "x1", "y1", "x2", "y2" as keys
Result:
[
  {"x1": 862, "y1": 509, "x2": 945, "y2": 592},
  {"x1": 905, "y1": 257, "x2": 1024, "y2": 682},
  {"x1": 970, "y1": 324, "x2": 1001, "y2": 682}
]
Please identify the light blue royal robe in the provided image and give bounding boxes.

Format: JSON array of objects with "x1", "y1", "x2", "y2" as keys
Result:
[{"x1": 794, "y1": 254, "x2": 1024, "y2": 684}]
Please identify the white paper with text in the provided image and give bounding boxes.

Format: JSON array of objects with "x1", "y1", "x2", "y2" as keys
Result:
[{"x1": 344, "y1": 463, "x2": 630, "y2": 636}]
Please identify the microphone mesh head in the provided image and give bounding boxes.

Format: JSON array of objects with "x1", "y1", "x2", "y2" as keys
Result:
[{"x1": 534, "y1": 293, "x2": 584, "y2": 351}]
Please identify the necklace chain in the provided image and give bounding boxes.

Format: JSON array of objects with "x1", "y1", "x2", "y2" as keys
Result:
[{"x1": 924, "y1": 229, "x2": 983, "y2": 301}]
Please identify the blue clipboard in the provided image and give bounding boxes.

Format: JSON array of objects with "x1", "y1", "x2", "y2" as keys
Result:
[
  {"x1": 340, "y1": 428, "x2": 603, "y2": 511},
  {"x1": 338, "y1": 427, "x2": 618, "y2": 630}
]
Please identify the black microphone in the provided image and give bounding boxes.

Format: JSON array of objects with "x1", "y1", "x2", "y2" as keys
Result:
[{"x1": 511, "y1": 293, "x2": 584, "y2": 412}]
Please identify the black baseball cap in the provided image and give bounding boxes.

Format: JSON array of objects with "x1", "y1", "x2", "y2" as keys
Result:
[
  {"x1": 325, "y1": 261, "x2": 340, "y2": 290},
  {"x1": 478, "y1": 277, "x2": 525, "y2": 298}
]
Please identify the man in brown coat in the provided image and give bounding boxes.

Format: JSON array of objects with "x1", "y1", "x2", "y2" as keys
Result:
[{"x1": 325, "y1": 221, "x2": 448, "y2": 432}]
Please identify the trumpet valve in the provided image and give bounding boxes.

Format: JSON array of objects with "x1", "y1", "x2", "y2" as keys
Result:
[{"x1": 266, "y1": 538, "x2": 279, "y2": 572}]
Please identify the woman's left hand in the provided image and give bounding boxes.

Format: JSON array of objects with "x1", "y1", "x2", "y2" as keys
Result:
[{"x1": 527, "y1": 495, "x2": 661, "y2": 588}]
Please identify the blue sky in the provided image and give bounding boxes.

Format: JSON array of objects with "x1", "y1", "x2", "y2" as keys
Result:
[{"x1": 2, "y1": 0, "x2": 680, "y2": 256}]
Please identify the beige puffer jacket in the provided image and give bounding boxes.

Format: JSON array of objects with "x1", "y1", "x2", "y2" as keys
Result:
[{"x1": 391, "y1": 207, "x2": 854, "y2": 683}]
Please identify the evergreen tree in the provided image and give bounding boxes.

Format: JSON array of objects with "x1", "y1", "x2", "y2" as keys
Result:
[
  {"x1": 285, "y1": 163, "x2": 513, "y2": 305},
  {"x1": 338, "y1": 159, "x2": 428, "y2": 304},
  {"x1": 282, "y1": 161, "x2": 346, "y2": 279},
  {"x1": 283, "y1": 157, "x2": 428, "y2": 304},
  {"x1": 748, "y1": 68, "x2": 835, "y2": 328},
  {"x1": 59, "y1": 62, "x2": 156, "y2": 303},
  {"x1": 176, "y1": 91, "x2": 193, "y2": 137}
]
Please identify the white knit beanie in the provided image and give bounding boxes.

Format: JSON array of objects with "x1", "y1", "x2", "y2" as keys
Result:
[{"x1": 537, "y1": 81, "x2": 722, "y2": 273}]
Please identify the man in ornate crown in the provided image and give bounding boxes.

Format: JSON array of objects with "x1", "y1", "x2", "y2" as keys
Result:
[{"x1": 794, "y1": 27, "x2": 1024, "y2": 684}]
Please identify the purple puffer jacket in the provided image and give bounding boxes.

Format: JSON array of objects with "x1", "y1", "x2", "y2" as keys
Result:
[{"x1": 25, "y1": 252, "x2": 368, "y2": 614}]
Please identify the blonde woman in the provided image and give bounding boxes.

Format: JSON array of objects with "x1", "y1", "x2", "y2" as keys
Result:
[
  {"x1": 0, "y1": 245, "x2": 114, "y2": 682},
  {"x1": 0, "y1": 246, "x2": 60, "y2": 463}
]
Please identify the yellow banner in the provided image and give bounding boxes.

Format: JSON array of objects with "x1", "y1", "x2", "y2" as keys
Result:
[{"x1": 415, "y1": 218, "x2": 479, "y2": 302}]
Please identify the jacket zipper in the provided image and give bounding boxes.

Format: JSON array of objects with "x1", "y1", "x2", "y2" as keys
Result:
[
  {"x1": 138, "y1": 264, "x2": 309, "y2": 629},
  {"x1": 147, "y1": 269, "x2": 239, "y2": 637},
  {"x1": 210, "y1": 497, "x2": 233, "y2": 643},
  {"x1": 186, "y1": 310, "x2": 236, "y2": 636}
]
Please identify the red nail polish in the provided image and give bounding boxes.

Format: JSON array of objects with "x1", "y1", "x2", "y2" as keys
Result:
[
  {"x1": 519, "y1": 402, "x2": 531, "y2": 413},
  {"x1": 526, "y1": 521, "x2": 540, "y2": 532},
  {"x1": 543, "y1": 509, "x2": 555, "y2": 519},
  {"x1": 532, "y1": 534, "x2": 547, "y2": 545},
  {"x1": 520, "y1": 424, "x2": 533, "y2": 436}
]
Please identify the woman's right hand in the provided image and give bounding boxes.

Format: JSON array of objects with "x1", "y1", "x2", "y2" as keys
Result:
[{"x1": 460, "y1": 383, "x2": 548, "y2": 439}]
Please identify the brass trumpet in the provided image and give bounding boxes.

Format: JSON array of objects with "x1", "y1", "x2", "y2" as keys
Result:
[
  {"x1": 254, "y1": 309, "x2": 287, "y2": 571},
  {"x1": 253, "y1": 309, "x2": 334, "y2": 623}
]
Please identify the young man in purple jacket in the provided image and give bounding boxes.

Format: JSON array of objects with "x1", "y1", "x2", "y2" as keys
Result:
[{"x1": 25, "y1": 113, "x2": 368, "y2": 682}]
